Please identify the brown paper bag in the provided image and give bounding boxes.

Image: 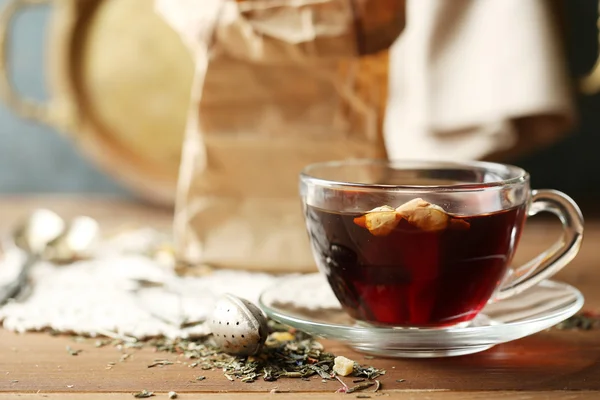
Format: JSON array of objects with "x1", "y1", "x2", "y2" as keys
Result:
[{"x1": 162, "y1": 0, "x2": 404, "y2": 272}]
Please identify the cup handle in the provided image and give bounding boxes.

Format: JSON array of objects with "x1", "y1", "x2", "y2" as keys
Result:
[
  {"x1": 493, "y1": 189, "x2": 584, "y2": 301},
  {"x1": 0, "y1": 0, "x2": 76, "y2": 132}
]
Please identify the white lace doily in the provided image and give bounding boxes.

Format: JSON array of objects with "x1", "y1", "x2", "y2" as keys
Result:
[{"x1": 0, "y1": 229, "x2": 333, "y2": 340}]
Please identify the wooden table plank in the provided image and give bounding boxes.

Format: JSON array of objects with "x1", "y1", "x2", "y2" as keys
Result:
[
  {"x1": 0, "y1": 328, "x2": 598, "y2": 393},
  {"x1": 0, "y1": 197, "x2": 598, "y2": 396},
  {"x1": 0, "y1": 392, "x2": 597, "y2": 400}
]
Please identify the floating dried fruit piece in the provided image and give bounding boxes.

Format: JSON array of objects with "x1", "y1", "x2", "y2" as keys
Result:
[
  {"x1": 354, "y1": 199, "x2": 470, "y2": 236},
  {"x1": 353, "y1": 206, "x2": 395, "y2": 227},
  {"x1": 353, "y1": 206, "x2": 401, "y2": 236},
  {"x1": 395, "y1": 198, "x2": 449, "y2": 231},
  {"x1": 396, "y1": 198, "x2": 469, "y2": 231}
]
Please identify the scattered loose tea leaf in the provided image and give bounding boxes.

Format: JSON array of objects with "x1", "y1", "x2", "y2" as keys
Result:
[
  {"x1": 133, "y1": 390, "x2": 154, "y2": 398},
  {"x1": 66, "y1": 346, "x2": 82, "y2": 356},
  {"x1": 356, "y1": 396, "x2": 371, "y2": 399},
  {"x1": 372, "y1": 380, "x2": 381, "y2": 392},
  {"x1": 147, "y1": 328, "x2": 342, "y2": 384},
  {"x1": 270, "y1": 388, "x2": 290, "y2": 393},
  {"x1": 353, "y1": 364, "x2": 386, "y2": 380},
  {"x1": 95, "y1": 339, "x2": 111, "y2": 348},
  {"x1": 81, "y1": 321, "x2": 383, "y2": 386},
  {"x1": 396, "y1": 379, "x2": 406, "y2": 383},
  {"x1": 353, "y1": 379, "x2": 366, "y2": 383},
  {"x1": 147, "y1": 360, "x2": 174, "y2": 368},
  {"x1": 346, "y1": 382, "x2": 375, "y2": 394},
  {"x1": 555, "y1": 311, "x2": 600, "y2": 330},
  {"x1": 195, "y1": 376, "x2": 206, "y2": 381}
]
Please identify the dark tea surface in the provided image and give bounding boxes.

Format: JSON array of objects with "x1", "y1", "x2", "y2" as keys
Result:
[{"x1": 305, "y1": 203, "x2": 527, "y2": 327}]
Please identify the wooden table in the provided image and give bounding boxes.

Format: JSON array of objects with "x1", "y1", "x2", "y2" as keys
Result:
[{"x1": 0, "y1": 197, "x2": 598, "y2": 400}]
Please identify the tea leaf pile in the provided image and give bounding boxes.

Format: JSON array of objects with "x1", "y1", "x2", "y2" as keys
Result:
[{"x1": 146, "y1": 322, "x2": 385, "y2": 384}]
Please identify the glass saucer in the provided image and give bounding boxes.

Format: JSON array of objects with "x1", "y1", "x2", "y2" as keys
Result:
[{"x1": 258, "y1": 274, "x2": 584, "y2": 358}]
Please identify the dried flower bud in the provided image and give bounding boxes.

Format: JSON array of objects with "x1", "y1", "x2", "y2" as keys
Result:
[{"x1": 353, "y1": 206, "x2": 400, "y2": 236}]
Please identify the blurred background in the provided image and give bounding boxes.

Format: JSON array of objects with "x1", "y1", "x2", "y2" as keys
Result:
[
  {"x1": 0, "y1": 0, "x2": 128, "y2": 195},
  {"x1": 0, "y1": 0, "x2": 599, "y2": 213}
]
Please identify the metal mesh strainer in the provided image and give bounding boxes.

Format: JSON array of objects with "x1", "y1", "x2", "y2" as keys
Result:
[{"x1": 208, "y1": 293, "x2": 268, "y2": 356}]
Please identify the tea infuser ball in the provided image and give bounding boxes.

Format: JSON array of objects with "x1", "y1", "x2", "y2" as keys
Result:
[{"x1": 208, "y1": 294, "x2": 269, "y2": 356}]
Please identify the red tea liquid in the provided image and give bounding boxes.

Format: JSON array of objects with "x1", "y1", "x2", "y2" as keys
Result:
[{"x1": 305, "y1": 204, "x2": 527, "y2": 327}]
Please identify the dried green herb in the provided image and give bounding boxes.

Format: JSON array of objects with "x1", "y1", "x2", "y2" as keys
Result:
[
  {"x1": 372, "y1": 380, "x2": 381, "y2": 392},
  {"x1": 95, "y1": 339, "x2": 111, "y2": 348},
  {"x1": 148, "y1": 326, "x2": 385, "y2": 385},
  {"x1": 353, "y1": 364, "x2": 385, "y2": 380},
  {"x1": 133, "y1": 390, "x2": 154, "y2": 398},
  {"x1": 344, "y1": 382, "x2": 375, "y2": 393},
  {"x1": 555, "y1": 311, "x2": 600, "y2": 330},
  {"x1": 147, "y1": 360, "x2": 174, "y2": 368},
  {"x1": 72, "y1": 320, "x2": 384, "y2": 386},
  {"x1": 270, "y1": 388, "x2": 291, "y2": 393},
  {"x1": 66, "y1": 346, "x2": 82, "y2": 356},
  {"x1": 147, "y1": 330, "x2": 340, "y2": 383}
]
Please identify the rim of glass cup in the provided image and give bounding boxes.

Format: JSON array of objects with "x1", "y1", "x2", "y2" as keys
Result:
[{"x1": 300, "y1": 159, "x2": 530, "y2": 193}]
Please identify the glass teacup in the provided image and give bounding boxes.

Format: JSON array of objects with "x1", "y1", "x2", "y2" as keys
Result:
[{"x1": 300, "y1": 159, "x2": 584, "y2": 328}]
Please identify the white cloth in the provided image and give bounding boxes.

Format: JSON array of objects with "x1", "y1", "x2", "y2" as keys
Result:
[
  {"x1": 384, "y1": 0, "x2": 574, "y2": 161},
  {"x1": 0, "y1": 230, "x2": 284, "y2": 339}
]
